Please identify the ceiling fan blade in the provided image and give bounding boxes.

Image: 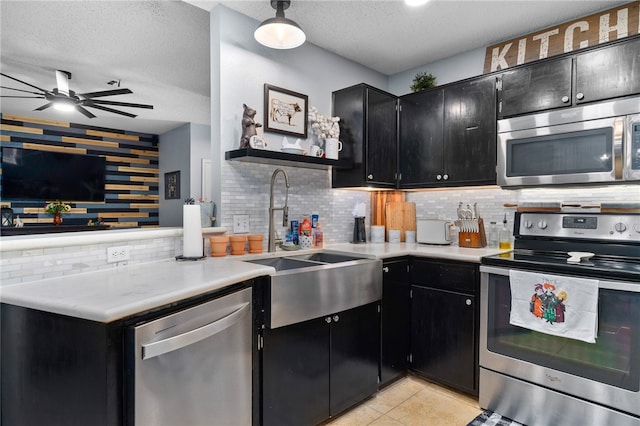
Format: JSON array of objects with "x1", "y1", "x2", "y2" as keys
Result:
[
  {"x1": 88, "y1": 99, "x2": 154, "y2": 109},
  {"x1": 79, "y1": 88, "x2": 132, "y2": 98},
  {"x1": 0, "y1": 72, "x2": 48, "y2": 93},
  {"x1": 76, "y1": 105, "x2": 96, "y2": 119},
  {"x1": 86, "y1": 103, "x2": 137, "y2": 118},
  {"x1": 34, "y1": 102, "x2": 54, "y2": 111},
  {"x1": 0, "y1": 95, "x2": 46, "y2": 99},
  {"x1": 55, "y1": 70, "x2": 71, "y2": 96},
  {"x1": 1, "y1": 86, "x2": 44, "y2": 95}
]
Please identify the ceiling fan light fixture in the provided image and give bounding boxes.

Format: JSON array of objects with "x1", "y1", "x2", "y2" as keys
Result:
[
  {"x1": 405, "y1": 0, "x2": 430, "y2": 6},
  {"x1": 254, "y1": 0, "x2": 306, "y2": 49},
  {"x1": 53, "y1": 98, "x2": 76, "y2": 112}
]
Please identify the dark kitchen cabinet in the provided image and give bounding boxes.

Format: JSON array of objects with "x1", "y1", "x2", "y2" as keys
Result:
[
  {"x1": 1, "y1": 303, "x2": 123, "y2": 426},
  {"x1": 410, "y1": 258, "x2": 479, "y2": 395},
  {"x1": 497, "y1": 57, "x2": 573, "y2": 118},
  {"x1": 399, "y1": 75, "x2": 496, "y2": 188},
  {"x1": 399, "y1": 88, "x2": 444, "y2": 187},
  {"x1": 380, "y1": 258, "x2": 411, "y2": 387},
  {"x1": 262, "y1": 302, "x2": 380, "y2": 426},
  {"x1": 498, "y1": 36, "x2": 640, "y2": 118},
  {"x1": 575, "y1": 37, "x2": 640, "y2": 105},
  {"x1": 332, "y1": 84, "x2": 398, "y2": 188}
]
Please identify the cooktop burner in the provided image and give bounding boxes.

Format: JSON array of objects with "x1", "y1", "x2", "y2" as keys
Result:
[
  {"x1": 482, "y1": 211, "x2": 640, "y2": 282},
  {"x1": 483, "y1": 250, "x2": 640, "y2": 282}
]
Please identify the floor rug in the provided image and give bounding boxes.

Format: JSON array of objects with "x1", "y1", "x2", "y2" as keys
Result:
[{"x1": 467, "y1": 410, "x2": 525, "y2": 426}]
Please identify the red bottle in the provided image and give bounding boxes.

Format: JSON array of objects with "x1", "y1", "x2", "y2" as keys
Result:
[{"x1": 300, "y1": 215, "x2": 312, "y2": 237}]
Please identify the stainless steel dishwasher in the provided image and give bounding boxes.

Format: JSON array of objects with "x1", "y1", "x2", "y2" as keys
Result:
[{"x1": 129, "y1": 287, "x2": 252, "y2": 426}]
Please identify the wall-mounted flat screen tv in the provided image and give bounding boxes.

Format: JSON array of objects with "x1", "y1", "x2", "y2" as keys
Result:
[{"x1": 1, "y1": 147, "x2": 106, "y2": 201}]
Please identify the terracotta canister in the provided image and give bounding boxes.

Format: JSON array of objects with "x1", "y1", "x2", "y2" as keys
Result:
[
  {"x1": 209, "y1": 235, "x2": 229, "y2": 257},
  {"x1": 247, "y1": 234, "x2": 264, "y2": 254},
  {"x1": 229, "y1": 235, "x2": 247, "y2": 255}
]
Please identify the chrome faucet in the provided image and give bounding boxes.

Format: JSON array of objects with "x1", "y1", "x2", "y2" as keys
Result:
[{"x1": 268, "y1": 168, "x2": 290, "y2": 252}]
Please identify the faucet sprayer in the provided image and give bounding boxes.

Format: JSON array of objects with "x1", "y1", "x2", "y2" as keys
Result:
[{"x1": 268, "y1": 168, "x2": 290, "y2": 252}]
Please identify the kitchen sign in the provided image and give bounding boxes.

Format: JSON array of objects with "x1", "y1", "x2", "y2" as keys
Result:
[{"x1": 483, "y1": 1, "x2": 640, "y2": 73}]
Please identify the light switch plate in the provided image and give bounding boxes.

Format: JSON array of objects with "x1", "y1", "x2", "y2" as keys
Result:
[{"x1": 233, "y1": 214, "x2": 250, "y2": 233}]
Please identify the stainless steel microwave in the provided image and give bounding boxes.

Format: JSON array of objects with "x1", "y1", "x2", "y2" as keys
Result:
[{"x1": 497, "y1": 97, "x2": 640, "y2": 187}]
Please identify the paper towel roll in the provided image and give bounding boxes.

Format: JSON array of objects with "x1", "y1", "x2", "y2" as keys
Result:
[{"x1": 183, "y1": 204, "x2": 203, "y2": 258}]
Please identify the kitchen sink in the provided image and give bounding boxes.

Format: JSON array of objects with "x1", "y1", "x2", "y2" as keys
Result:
[
  {"x1": 245, "y1": 256, "x2": 319, "y2": 271},
  {"x1": 287, "y1": 252, "x2": 367, "y2": 264},
  {"x1": 244, "y1": 252, "x2": 381, "y2": 328}
]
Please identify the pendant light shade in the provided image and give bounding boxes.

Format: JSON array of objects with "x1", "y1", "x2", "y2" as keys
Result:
[{"x1": 254, "y1": 0, "x2": 306, "y2": 49}]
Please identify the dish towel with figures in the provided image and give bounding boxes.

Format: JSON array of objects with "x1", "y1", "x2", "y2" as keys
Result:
[{"x1": 509, "y1": 270, "x2": 599, "y2": 343}]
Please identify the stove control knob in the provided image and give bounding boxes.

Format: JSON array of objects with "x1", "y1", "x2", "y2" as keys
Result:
[
  {"x1": 634, "y1": 224, "x2": 640, "y2": 233},
  {"x1": 614, "y1": 222, "x2": 627, "y2": 233},
  {"x1": 522, "y1": 220, "x2": 533, "y2": 229},
  {"x1": 537, "y1": 220, "x2": 548, "y2": 229}
]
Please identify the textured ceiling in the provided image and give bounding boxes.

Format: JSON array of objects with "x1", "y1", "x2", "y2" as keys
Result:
[{"x1": 0, "y1": 0, "x2": 631, "y2": 134}]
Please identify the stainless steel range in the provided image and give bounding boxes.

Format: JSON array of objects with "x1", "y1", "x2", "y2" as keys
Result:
[{"x1": 480, "y1": 211, "x2": 640, "y2": 426}]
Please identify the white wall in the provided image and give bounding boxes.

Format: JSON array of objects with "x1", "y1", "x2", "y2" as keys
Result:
[
  {"x1": 209, "y1": 6, "x2": 388, "y2": 243},
  {"x1": 159, "y1": 123, "x2": 191, "y2": 226},
  {"x1": 387, "y1": 47, "x2": 486, "y2": 95}
]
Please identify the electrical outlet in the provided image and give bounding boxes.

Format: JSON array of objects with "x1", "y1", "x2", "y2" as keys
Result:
[
  {"x1": 107, "y1": 246, "x2": 131, "y2": 263},
  {"x1": 233, "y1": 214, "x2": 250, "y2": 233}
]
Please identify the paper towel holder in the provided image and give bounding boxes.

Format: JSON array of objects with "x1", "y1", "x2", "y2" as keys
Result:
[{"x1": 179, "y1": 198, "x2": 207, "y2": 261}]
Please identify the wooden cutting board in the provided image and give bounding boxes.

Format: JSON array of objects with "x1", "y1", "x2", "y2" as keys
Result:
[
  {"x1": 385, "y1": 201, "x2": 416, "y2": 241},
  {"x1": 371, "y1": 191, "x2": 405, "y2": 226}
]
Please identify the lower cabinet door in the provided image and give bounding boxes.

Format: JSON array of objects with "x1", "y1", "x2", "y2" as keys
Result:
[
  {"x1": 330, "y1": 302, "x2": 380, "y2": 416},
  {"x1": 411, "y1": 286, "x2": 476, "y2": 393},
  {"x1": 262, "y1": 317, "x2": 330, "y2": 426},
  {"x1": 381, "y1": 278, "x2": 411, "y2": 386}
]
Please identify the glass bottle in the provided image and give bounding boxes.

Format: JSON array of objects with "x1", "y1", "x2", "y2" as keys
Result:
[
  {"x1": 499, "y1": 213, "x2": 512, "y2": 250},
  {"x1": 488, "y1": 221, "x2": 499, "y2": 248}
]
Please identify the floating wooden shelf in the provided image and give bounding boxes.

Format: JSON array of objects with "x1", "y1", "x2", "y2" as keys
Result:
[{"x1": 225, "y1": 148, "x2": 352, "y2": 170}]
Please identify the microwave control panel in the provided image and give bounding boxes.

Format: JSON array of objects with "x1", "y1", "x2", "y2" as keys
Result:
[
  {"x1": 518, "y1": 213, "x2": 640, "y2": 242},
  {"x1": 632, "y1": 122, "x2": 640, "y2": 170}
]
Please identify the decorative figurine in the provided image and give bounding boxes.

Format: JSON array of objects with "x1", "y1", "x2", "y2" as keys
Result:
[{"x1": 240, "y1": 104, "x2": 262, "y2": 149}]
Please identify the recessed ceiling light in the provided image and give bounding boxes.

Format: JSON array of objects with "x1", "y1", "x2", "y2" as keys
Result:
[{"x1": 405, "y1": 0, "x2": 430, "y2": 6}]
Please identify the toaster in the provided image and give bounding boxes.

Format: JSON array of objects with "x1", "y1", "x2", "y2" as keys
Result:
[{"x1": 417, "y1": 219, "x2": 454, "y2": 245}]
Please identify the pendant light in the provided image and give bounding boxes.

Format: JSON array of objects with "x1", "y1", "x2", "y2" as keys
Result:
[{"x1": 254, "y1": 0, "x2": 306, "y2": 49}]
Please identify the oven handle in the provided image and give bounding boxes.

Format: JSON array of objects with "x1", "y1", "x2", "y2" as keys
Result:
[
  {"x1": 613, "y1": 116, "x2": 624, "y2": 179},
  {"x1": 480, "y1": 265, "x2": 640, "y2": 293}
]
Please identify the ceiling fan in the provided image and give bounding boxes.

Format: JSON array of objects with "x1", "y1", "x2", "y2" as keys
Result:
[{"x1": 0, "y1": 70, "x2": 154, "y2": 118}]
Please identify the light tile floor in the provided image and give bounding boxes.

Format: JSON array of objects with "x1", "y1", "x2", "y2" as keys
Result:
[{"x1": 326, "y1": 375, "x2": 482, "y2": 426}]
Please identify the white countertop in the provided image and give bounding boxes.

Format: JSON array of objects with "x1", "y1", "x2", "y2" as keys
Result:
[
  {"x1": 0, "y1": 242, "x2": 507, "y2": 323},
  {"x1": 0, "y1": 258, "x2": 273, "y2": 323}
]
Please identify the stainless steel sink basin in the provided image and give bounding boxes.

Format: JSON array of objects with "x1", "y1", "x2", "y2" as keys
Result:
[
  {"x1": 245, "y1": 257, "x2": 319, "y2": 271},
  {"x1": 288, "y1": 252, "x2": 367, "y2": 264},
  {"x1": 245, "y1": 252, "x2": 381, "y2": 328}
]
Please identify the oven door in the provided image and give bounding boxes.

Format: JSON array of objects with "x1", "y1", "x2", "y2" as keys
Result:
[
  {"x1": 480, "y1": 266, "x2": 640, "y2": 416},
  {"x1": 497, "y1": 116, "x2": 623, "y2": 187}
]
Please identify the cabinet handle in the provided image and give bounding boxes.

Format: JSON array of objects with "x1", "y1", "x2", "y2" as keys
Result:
[
  {"x1": 382, "y1": 266, "x2": 389, "y2": 273},
  {"x1": 576, "y1": 93, "x2": 584, "y2": 100},
  {"x1": 561, "y1": 95, "x2": 569, "y2": 103},
  {"x1": 325, "y1": 317, "x2": 332, "y2": 323},
  {"x1": 443, "y1": 174, "x2": 449, "y2": 180},
  {"x1": 333, "y1": 315, "x2": 340, "y2": 322},
  {"x1": 436, "y1": 174, "x2": 442, "y2": 180},
  {"x1": 367, "y1": 174, "x2": 374, "y2": 180},
  {"x1": 466, "y1": 299, "x2": 472, "y2": 306}
]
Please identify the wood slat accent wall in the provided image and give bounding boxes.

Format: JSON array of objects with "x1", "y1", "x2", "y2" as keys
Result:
[{"x1": 0, "y1": 113, "x2": 159, "y2": 228}]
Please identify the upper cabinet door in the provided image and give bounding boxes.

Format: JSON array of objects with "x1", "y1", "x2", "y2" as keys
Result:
[
  {"x1": 575, "y1": 38, "x2": 640, "y2": 105},
  {"x1": 497, "y1": 57, "x2": 573, "y2": 118},
  {"x1": 444, "y1": 76, "x2": 497, "y2": 185},
  {"x1": 366, "y1": 89, "x2": 398, "y2": 186},
  {"x1": 399, "y1": 88, "x2": 444, "y2": 187}
]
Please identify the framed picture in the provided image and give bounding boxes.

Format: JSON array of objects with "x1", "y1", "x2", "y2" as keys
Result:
[
  {"x1": 264, "y1": 84, "x2": 308, "y2": 138},
  {"x1": 165, "y1": 171, "x2": 180, "y2": 200}
]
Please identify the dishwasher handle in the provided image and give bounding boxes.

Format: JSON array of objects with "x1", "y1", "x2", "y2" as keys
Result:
[{"x1": 142, "y1": 301, "x2": 250, "y2": 360}]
